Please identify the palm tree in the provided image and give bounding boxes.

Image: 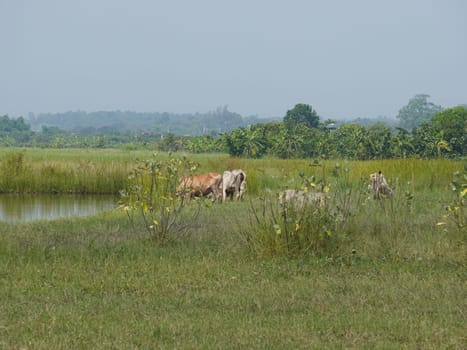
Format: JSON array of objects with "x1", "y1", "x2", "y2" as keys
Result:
[
  {"x1": 243, "y1": 125, "x2": 266, "y2": 158},
  {"x1": 391, "y1": 127, "x2": 414, "y2": 158},
  {"x1": 271, "y1": 126, "x2": 305, "y2": 159}
]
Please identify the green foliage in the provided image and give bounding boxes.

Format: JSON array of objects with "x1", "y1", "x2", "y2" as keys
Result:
[
  {"x1": 183, "y1": 135, "x2": 223, "y2": 153},
  {"x1": 329, "y1": 122, "x2": 392, "y2": 160},
  {"x1": 240, "y1": 193, "x2": 335, "y2": 257},
  {"x1": 269, "y1": 124, "x2": 305, "y2": 159},
  {"x1": 366, "y1": 122, "x2": 392, "y2": 158},
  {"x1": 331, "y1": 123, "x2": 369, "y2": 160},
  {"x1": 0, "y1": 115, "x2": 31, "y2": 133},
  {"x1": 396, "y1": 94, "x2": 442, "y2": 130},
  {"x1": 120, "y1": 154, "x2": 201, "y2": 243},
  {"x1": 0, "y1": 116, "x2": 33, "y2": 146},
  {"x1": 391, "y1": 127, "x2": 415, "y2": 158},
  {"x1": 437, "y1": 168, "x2": 466, "y2": 230},
  {"x1": 158, "y1": 133, "x2": 180, "y2": 152},
  {"x1": 283, "y1": 103, "x2": 320, "y2": 130},
  {"x1": 239, "y1": 166, "x2": 338, "y2": 257},
  {"x1": 0, "y1": 150, "x2": 31, "y2": 193},
  {"x1": 411, "y1": 122, "x2": 438, "y2": 157},
  {"x1": 329, "y1": 163, "x2": 367, "y2": 223},
  {"x1": 2, "y1": 104, "x2": 467, "y2": 161},
  {"x1": 430, "y1": 106, "x2": 467, "y2": 156},
  {"x1": 0, "y1": 148, "x2": 129, "y2": 194},
  {"x1": 223, "y1": 125, "x2": 267, "y2": 158}
]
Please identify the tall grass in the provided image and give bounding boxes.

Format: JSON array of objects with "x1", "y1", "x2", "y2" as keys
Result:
[
  {"x1": 0, "y1": 148, "x2": 136, "y2": 194},
  {"x1": 0, "y1": 147, "x2": 461, "y2": 195},
  {"x1": 237, "y1": 160, "x2": 465, "y2": 259}
]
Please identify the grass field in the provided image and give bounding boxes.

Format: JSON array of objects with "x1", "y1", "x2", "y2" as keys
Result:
[
  {"x1": 0, "y1": 148, "x2": 465, "y2": 349},
  {"x1": 0, "y1": 147, "x2": 462, "y2": 194}
]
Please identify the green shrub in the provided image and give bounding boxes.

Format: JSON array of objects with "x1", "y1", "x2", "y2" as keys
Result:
[
  {"x1": 119, "y1": 154, "x2": 201, "y2": 243},
  {"x1": 239, "y1": 191, "x2": 337, "y2": 257},
  {"x1": 238, "y1": 163, "x2": 342, "y2": 258},
  {"x1": 437, "y1": 167, "x2": 466, "y2": 230}
]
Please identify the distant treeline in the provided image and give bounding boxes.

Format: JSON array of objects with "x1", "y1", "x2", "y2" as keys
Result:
[
  {"x1": 27, "y1": 107, "x2": 279, "y2": 136},
  {"x1": 2, "y1": 95, "x2": 466, "y2": 160}
]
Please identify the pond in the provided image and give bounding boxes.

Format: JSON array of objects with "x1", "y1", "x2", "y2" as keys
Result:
[{"x1": 0, "y1": 194, "x2": 118, "y2": 223}]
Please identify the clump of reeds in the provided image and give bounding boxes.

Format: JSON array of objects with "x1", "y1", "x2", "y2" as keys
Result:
[{"x1": 0, "y1": 150, "x2": 130, "y2": 194}]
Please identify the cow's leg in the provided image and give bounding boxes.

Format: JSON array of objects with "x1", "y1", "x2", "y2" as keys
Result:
[
  {"x1": 215, "y1": 183, "x2": 223, "y2": 202},
  {"x1": 211, "y1": 177, "x2": 222, "y2": 202},
  {"x1": 235, "y1": 187, "x2": 240, "y2": 200}
]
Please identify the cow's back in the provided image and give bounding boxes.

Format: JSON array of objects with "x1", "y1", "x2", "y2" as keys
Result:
[{"x1": 281, "y1": 189, "x2": 328, "y2": 207}]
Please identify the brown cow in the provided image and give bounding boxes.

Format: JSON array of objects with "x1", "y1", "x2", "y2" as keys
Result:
[{"x1": 177, "y1": 172, "x2": 223, "y2": 201}]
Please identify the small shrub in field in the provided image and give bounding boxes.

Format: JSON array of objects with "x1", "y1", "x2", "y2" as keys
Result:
[
  {"x1": 119, "y1": 154, "x2": 200, "y2": 243},
  {"x1": 437, "y1": 168, "x2": 466, "y2": 230},
  {"x1": 239, "y1": 191, "x2": 337, "y2": 257},
  {"x1": 239, "y1": 166, "x2": 341, "y2": 257}
]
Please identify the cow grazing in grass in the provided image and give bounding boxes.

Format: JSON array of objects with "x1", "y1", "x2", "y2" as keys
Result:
[
  {"x1": 177, "y1": 172, "x2": 223, "y2": 201},
  {"x1": 280, "y1": 189, "x2": 328, "y2": 208},
  {"x1": 224, "y1": 178, "x2": 247, "y2": 201},
  {"x1": 370, "y1": 171, "x2": 393, "y2": 199},
  {"x1": 222, "y1": 169, "x2": 247, "y2": 201}
]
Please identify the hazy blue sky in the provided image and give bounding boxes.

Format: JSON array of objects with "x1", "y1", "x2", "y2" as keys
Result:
[{"x1": 1, "y1": 0, "x2": 466, "y2": 120}]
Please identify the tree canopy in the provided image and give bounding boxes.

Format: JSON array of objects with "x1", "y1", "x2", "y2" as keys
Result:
[
  {"x1": 0, "y1": 116, "x2": 31, "y2": 132},
  {"x1": 430, "y1": 106, "x2": 467, "y2": 155},
  {"x1": 396, "y1": 94, "x2": 443, "y2": 130},
  {"x1": 283, "y1": 103, "x2": 320, "y2": 130},
  {"x1": 28, "y1": 107, "x2": 279, "y2": 136}
]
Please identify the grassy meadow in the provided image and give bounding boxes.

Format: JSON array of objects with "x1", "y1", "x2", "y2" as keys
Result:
[{"x1": 0, "y1": 147, "x2": 465, "y2": 349}]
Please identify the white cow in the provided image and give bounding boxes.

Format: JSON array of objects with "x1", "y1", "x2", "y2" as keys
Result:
[
  {"x1": 222, "y1": 169, "x2": 247, "y2": 201},
  {"x1": 280, "y1": 189, "x2": 328, "y2": 208},
  {"x1": 369, "y1": 171, "x2": 393, "y2": 199}
]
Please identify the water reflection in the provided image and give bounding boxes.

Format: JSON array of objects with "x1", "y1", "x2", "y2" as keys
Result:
[{"x1": 0, "y1": 194, "x2": 117, "y2": 223}]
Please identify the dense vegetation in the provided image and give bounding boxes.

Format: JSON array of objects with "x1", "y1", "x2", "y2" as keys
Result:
[
  {"x1": 0, "y1": 150, "x2": 465, "y2": 348},
  {"x1": 2, "y1": 95, "x2": 466, "y2": 160}
]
